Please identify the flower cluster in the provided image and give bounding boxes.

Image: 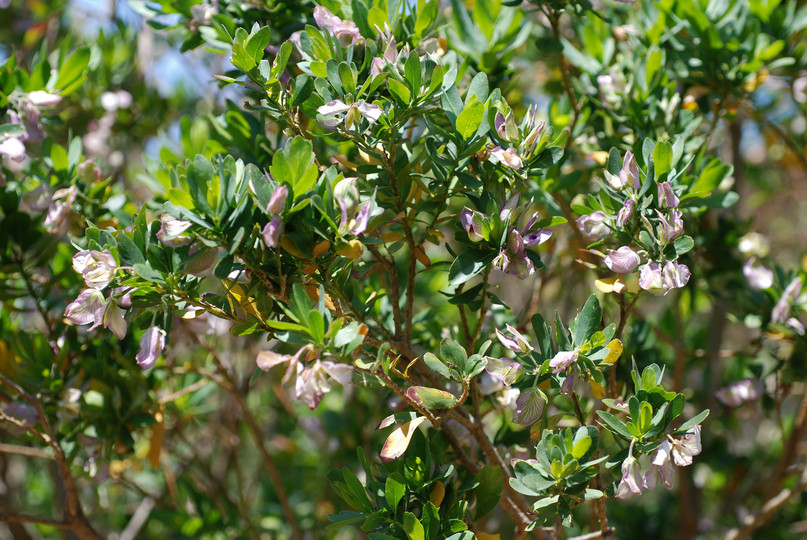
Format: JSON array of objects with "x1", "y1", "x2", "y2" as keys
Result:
[
  {"x1": 616, "y1": 427, "x2": 702, "y2": 498},
  {"x1": 489, "y1": 105, "x2": 547, "y2": 171},
  {"x1": 577, "y1": 151, "x2": 691, "y2": 296},
  {"x1": 461, "y1": 194, "x2": 554, "y2": 279}
]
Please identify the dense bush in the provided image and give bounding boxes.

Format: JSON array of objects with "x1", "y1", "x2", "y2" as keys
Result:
[{"x1": 2, "y1": 0, "x2": 807, "y2": 538}]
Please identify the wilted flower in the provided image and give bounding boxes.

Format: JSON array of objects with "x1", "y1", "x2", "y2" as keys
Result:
[
  {"x1": 650, "y1": 442, "x2": 675, "y2": 490},
  {"x1": 65, "y1": 289, "x2": 107, "y2": 327},
  {"x1": 136, "y1": 327, "x2": 166, "y2": 370},
  {"x1": 485, "y1": 357, "x2": 525, "y2": 386},
  {"x1": 512, "y1": 387, "x2": 546, "y2": 425},
  {"x1": 44, "y1": 186, "x2": 78, "y2": 235},
  {"x1": 550, "y1": 349, "x2": 579, "y2": 373},
  {"x1": 0, "y1": 136, "x2": 25, "y2": 162},
  {"x1": 295, "y1": 359, "x2": 354, "y2": 410},
  {"x1": 102, "y1": 301, "x2": 127, "y2": 340},
  {"x1": 313, "y1": 6, "x2": 363, "y2": 47},
  {"x1": 658, "y1": 182, "x2": 680, "y2": 208},
  {"x1": 604, "y1": 150, "x2": 640, "y2": 190},
  {"x1": 490, "y1": 146, "x2": 523, "y2": 170},
  {"x1": 670, "y1": 425, "x2": 702, "y2": 466},
  {"x1": 73, "y1": 250, "x2": 117, "y2": 290},
  {"x1": 772, "y1": 277, "x2": 802, "y2": 324},
  {"x1": 616, "y1": 444, "x2": 644, "y2": 499},
  {"x1": 157, "y1": 214, "x2": 193, "y2": 247},
  {"x1": 257, "y1": 348, "x2": 305, "y2": 383},
  {"x1": 656, "y1": 209, "x2": 684, "y2": 244},
  {"x1": 317, "y1": 99, "x2": 383, "y2": 130},
  {"x1": 715, "y1": 378, "x2": 762, "y2": 407},
  {"x1": 743, "y1": 258, "x2": 774, "y2": 290},
  {"x1": 495, "y1": 324, "x2": 533, "y2": 354},
  {"x1": 616, "y1": 199, "x2": 635, "y2": 228},
  {"x1": 605, "y1": 246, "x2": 641, "y2": 273},
  {"x1": 262, "y1": 215, "x2": 282, "y2": 248},
  {"x1": 338, "y1": 187, "x2": 375, "y2": 236},
  {"x1": 460, "y1": 208, "x2": 488, "y2": 242},
  {"x1": 577, "y1": 211, "x2": 611, "y2": 242}
]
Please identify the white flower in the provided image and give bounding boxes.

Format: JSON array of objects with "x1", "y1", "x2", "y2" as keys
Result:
[
  {"x1": 495, "y1": 324, "x2": 533, "y2": 354},
  {"x1": 0, "y1": 137, "x2": 26, "y2": 162},
  {"x1": 65, "y1": 289, "x2": 107, "y2": 327},
  {"x1": 27, "y1": 91, "x2": 62, "y2": 107},
  {"x1": 549, "y1": 349, "x2": 578, "y2": 373},
  {"x1": 743, "y1": 258, "x2": 773, "y2": 290},
  {"x1": 157, "y1": 214, "x2": 193, "y2": 247},
  {"x1": 490, "y1": 146, "x2": 523, "y2": 170}
]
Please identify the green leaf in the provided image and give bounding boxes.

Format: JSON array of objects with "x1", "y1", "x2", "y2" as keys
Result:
[
  {"x1": 422, "y1": 352, "x2": 451, "y2": 379},
  {"x1": 455, "y1": 100, "x2": 484, "y2": 140},
  {"x1": 404, "y1": 512, "x2": 425, "y2": 540},
  {"x1": 404, "y1": 52, "x2": 421, "y2": 98},
  {"x1": 440, "y1": 339, "x2": 467, "y2": 369},
  {"x1": 385, "y1": 473, "x2": 406, "y2": 513},
  {"x1": 448, "y1": 250, "x2": 496, "y2": 286},
  {"x1": 597, "y1": 411, "x2": 633, "y2": 440},
  {"x1": 388, "y1": 78, "x2": 412, "y2": 105},
  {"x1": 246, "y1": 26, "x2": 271, "y2": 64},
  {"x1": 341, "y1": 467, "x2": 373, "y2": 513},
  {"x1": 474, "y1": 465, "x2": 503, "y2": 519},
  {"x1": 53, "y1": 47, "x2": 90, "y2": 94},
  {"x1": 674, "y1": 409, "x2": 709, "y2": 435},
  {"x1": 406, "y1": 387, "x2": 458, "y2": 410},
  {"x1": 117, "y1": 233, "x2": 145, "y2": 265},
  {"x1": 653, "y1": 141, "x2": 673, "y2": 177},
  {"x1": 573, "y1": 295, "x2": 601, "y2": 347}
]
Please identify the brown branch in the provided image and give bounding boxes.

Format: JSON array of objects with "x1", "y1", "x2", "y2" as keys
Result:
[
  {"x1": 193, "y1": 335, "x2": 303, "y2": 540},
  {"x1": 0, "y1": 443, "x2": 53, "y2": 460},
  {"x1": 726, "y1": 463, "x2": 807, "y2": 540}
]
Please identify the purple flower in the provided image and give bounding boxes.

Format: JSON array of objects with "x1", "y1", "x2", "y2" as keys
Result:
[
  {"x1": 577, "y1": 211, "x2": 611, "y2": 242},
  {"x1": 295, "y1": 360, "x2": 353, "y2": 409},
  {"x1": 460, "y1": 208, "x2": 487, "y2": 242},
  {"x1": 262, "y1": 215, "x2": 282, "y2": 248},
  {"x1": 743, "y1": 259, "x2": 773, "y2": 290},
  {"x1": 605, "y1": 246, "x2": 641, "y2": 273},
  {"x1": 512, "y1": 387, "x2": 546, "y2": 425},
  {"x1": 657, "y1": 182, "x2": 680, "y2": 208},
  {"x1": 639, "y1": 262, "x2": 664, "y2": 294},
  {"x1": 494, "y1": 111, "x2": 518, "y2": 142},
  {"x1": 136, "y1": 327, "x2": 166, "y2": 370},
  {"x1": 715, "y1": 378, "x2": 762, "y2": 407},
  {"x1": 604, "y1": 150, "x2": 640, "y2": 190},
  {"x1": 44, "y1": 186, "x2": 77, "y2": 235},
  {"x1": 495, "y1": 324, "x2": 533, "y2": 354},
  {"x1": 549, "y1": 349, "x2": 578, "y2": 373},
  {"x1": 616, "y1": 199, "x2": 635, "y2": 228},
  {"x1": 313, "y1": 6, "x2": 363, "y2": 47},
  {"x1": 266, "y1": 184, "x2": 288, "y2": 214}
]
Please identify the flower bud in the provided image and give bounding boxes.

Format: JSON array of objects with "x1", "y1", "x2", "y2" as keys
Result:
[
  {"x1": 266, "y1": 185, "x2": 288, "y2": 214},
  {"x1": 136, "y1": 327, "x2": 166, "y2": 370},
  {"x1": 262, "y1": 215, "x2": 283, "y2": 248}
]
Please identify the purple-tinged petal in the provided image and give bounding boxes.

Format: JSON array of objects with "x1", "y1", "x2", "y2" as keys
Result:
[
  {"x1": 136, "y1": 327, "x2": 166, "y2": 370},
  {"x1": 604, "y1": 246, "x2": 641, "y2": 273},
  {"x1": 262, "y1": 215, "x2": 283, "y2": 248},
  {"x1": 512, "y1": 387, "x2": 546, "y2": 425}
]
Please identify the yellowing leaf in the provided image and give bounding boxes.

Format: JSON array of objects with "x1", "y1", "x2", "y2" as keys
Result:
[
  {"x1": 429, "y1": 480, "x2": 445, "y2": 507},
  {"x1": 148, "y1": 411, "x2": 164, "y2": 468},
  {"x1": 380, "y1": 416, "x2": 428, "y2": 462},
  {"x1": 312, "y1": 240, "x2": 331, "y2": 258},
  {"x1": 589, "y1": 380, "x2": 605, "y2": 399},
  {"x1": 595, "y1": 276, "x2": 626, "y2": 294},
  {"x1": 414, "y1": 247, "x2": 431, "y2": 267},
  {"x1": 280, "y1": 236, "x2": 305, "y2": 258},
  {"x1": 476, "y1": 534, "x2": 501, "y2": 540},
  {"x1": 336, "y1": 239, "x2": 364, "y2": 258},
  {"x1": 603, "y1": 339, "x2": 623, "y2": 364},
  {"x1": 229, "y1": 284, "x2": 261, "y2": 319}
]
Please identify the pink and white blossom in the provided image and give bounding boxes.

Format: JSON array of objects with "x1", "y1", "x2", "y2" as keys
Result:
[
  {"x1": 490, "y1": 146, "x2": 523, "y2": 170},
  {"x1": 605, "y1": 246, "x2": 641, "y2": 273},
  {"x1": 495, "y1": 324, "x2": 533, "y2": 354}
]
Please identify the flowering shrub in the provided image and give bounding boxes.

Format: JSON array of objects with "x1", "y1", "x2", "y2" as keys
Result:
[{"x1": 2, "y1": 0, "x2": 807, "y2": 539}]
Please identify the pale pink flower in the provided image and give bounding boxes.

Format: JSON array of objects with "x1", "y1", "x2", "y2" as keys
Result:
[
  {"x1": 0, "y1": 137, "x2": 25, "y2": 162},
  {"x1": 577, "y1": 211, "x2": 611, "y2": 242},
  {"x1": 512, "y1": 387, "x2": 546, "y2": 425},
  {"x1": 262, "y1": 215, "x2": 282, "y2": 248},
  {"x1": 743, "y1": 259, "x2": 773, "y2": 290},
  {"x1": 136, "y1": 327, "x2": 166, "y2": 370},
  {"x1": 73, "y1": 250, "x2": 117, "y2": 290},
  {"x1": 313, "y1": 6, "x2": 363, "y2": 47},
  {"x1": 605, "y1": 246, "x2": 641, "y2": 273},
  {"x1": 549, "y1": 349, "x2": 578, "y2": 373},
  {"x1": 715, "y1": 378, "x2": 762, "y2": 407},
  {"x1": 65, "y1": 289, "x2": 106, "y2": 327},
  {"x1": 157, "y1": 214, "x2": 193, "y2": 247},
  {"x1": 490, "y1": 146, "x2": 523, "y2": 170}
]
